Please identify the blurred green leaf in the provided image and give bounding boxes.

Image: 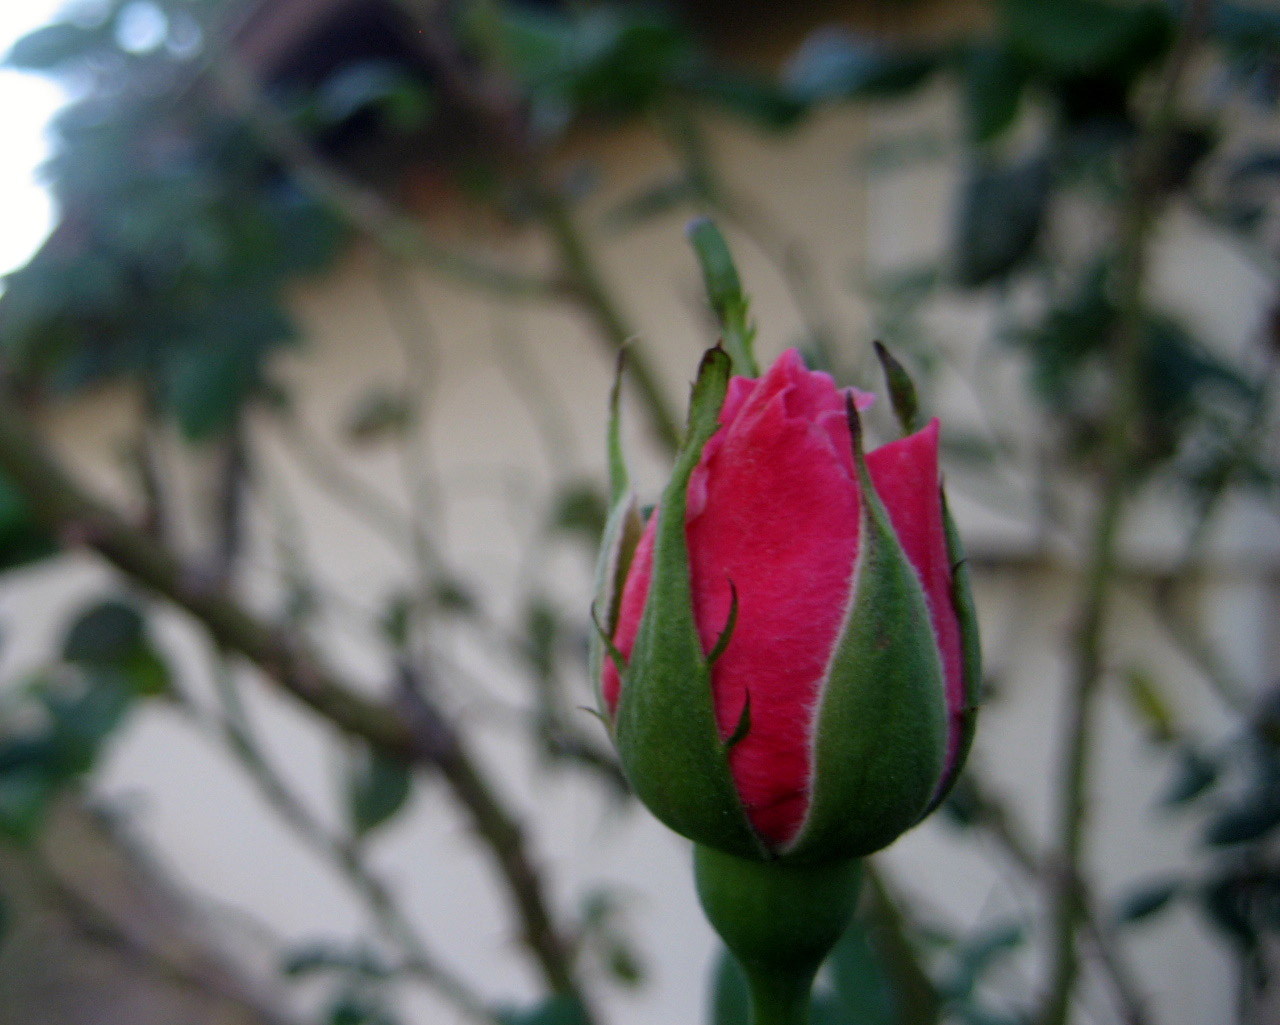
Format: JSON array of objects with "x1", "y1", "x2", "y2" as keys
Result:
[
  {"x1": 1123, "y1": 666, "x2": 1178, "y2": 746},
  {"x1": 1000, "y1": 0, "x2": 1173, "y2": 79},
  {"x1": 43, "y1": 672, "x2": 133, "y2": 777},
  {"x1": 345, "y1": 388, "x2": 416, "y2": 444},
  {"x1": 348, "y1": 748, "x2": 413, "y2": 837},
  {"x1": 939, "y1": 921, "x2": 1024, "y2": 1003},
  {"x1": 315, "y1": 61, "x2": 435, "y2": 133},
  {"x1": 327, "y1": 990, "x2": 399, "y2": 1025},
  {"x1": 1161, "y1": 746, "x2": 1220, "y2": 806},
  {"x1": 688, "y1": 70, "x2": 808, "y2": 130},
  {"x1": 63, "y1": 600, "x2": 145, "y2": 665},
  {"x1": 282, "y1": 941, "x2": 393, "y2": 979},
  {"x1": 962, "y1": 46, "x2": 1027, "y2": 143},
  {"x1": 1203, "y1": 796, "x2": 1280, "y2": 847},
  {"x1": 709, "y1": 948, "x2": 750, "y2": 1025},
  {"x1": 490, "y1": 5, "x2": 696, "y2": 125},
  {"x1": 0, "y1": 474, "x2": 57, "y2": 572},
  {"x1": 602, "y1": 175, "x2": 701, "y2": 231},
  {"x1": 784, "y1": 29, "x2": 940, "y2": 103},
  {"x1": 523, "y1": 598, "x2": 559, "y2": 683},
  {"x1": 0, "y1": 764, "x2": 55, "y2": 842},
  {"x1": 498, "y1": 994, "x2": 590, "y2": 1025},
  {"x1": 828, "y1": 917, "x2": 896, "y2": 1025},
  {"x1": 1113, "y1": 878, "x2": 1181, "y2": 925},
  {"x1": 953, "y1": 155, "x2": 1049, "y2": 287},
  {"x1": 549, "y1": 483, "x2": 608, "y2": 542}
]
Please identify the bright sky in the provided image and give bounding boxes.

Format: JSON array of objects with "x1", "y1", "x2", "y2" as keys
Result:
[{"x1": 0, "y1": 1, "x2": 72, "y2": 276}]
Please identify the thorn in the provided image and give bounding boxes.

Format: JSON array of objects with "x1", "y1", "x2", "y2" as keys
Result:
[
  {"x1": 706, "y1": 579, "x2": 738, "y2": 667},
  {"x1": 590, "y1": 600, "x2": 628, "y2": 677},
  {"x1": 725, "y1": 691, "x2": 752, "y2": 750}
]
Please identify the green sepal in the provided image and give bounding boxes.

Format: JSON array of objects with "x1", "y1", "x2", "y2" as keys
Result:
[
  {"x1": 688, "y1": 218, "x2": 759, "y2": 378},
  {"x1": 873, "y1": 341, "x2": 925, "y2": 436},
  {"x1": 871, "y1": 342, "x2": 981, "y2": 816},
  {"x1": 606, "y1": 350, "x2": 630, "y2": 505},
  {"x1": 786, "y1": 398, "x2": 948, "y2": 863},
  {"x1": 921, "y1": 493, "x2": 982, "y2": 815},
  {"x1": 616, "y1": 347, "x2": 766, "y2": 861},
  {"x1": 590, "y1": 352, "x2": 645, "y2": 715}
]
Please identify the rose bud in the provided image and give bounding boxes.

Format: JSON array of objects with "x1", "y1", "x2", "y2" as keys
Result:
[{"x1": 591, "y1": 346, "x2": 979, "y2": 865}]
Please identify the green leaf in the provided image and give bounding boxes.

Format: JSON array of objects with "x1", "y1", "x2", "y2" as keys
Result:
[
  {"x1": 1203, "y1": 797, "x2": 1280, "y2": 847},
  {"x1": 688, "y1": 70, "x2": 809, "y2": 130},
  {"x1": 0, "y1": 473, "x2": 57, "y2": 572},
  {"x1": 784, "y1": 29, "x2": 940, "y2": 103},
  {"x1": 1000, "y1": 0, "x2": 1173, "y2": 79},
  {"x1": 1161, "y1": 746, "x2": 1219, "y2": 806},
  {"x1": 962, "y1": 46, "x2": 1027, "y2": 143},
  {"x1": 709, "y1": 948, "x2": 751, "y2": 1025},
  {"x1": 828, "y1": 917, "x2": 897, "y2": 1025},
  {"x1": 1113, "y1": 879, "x2": 1181, "y2": 925},
  {"x1": 940, "y1": 921, "x2": 1025, "y2": 1001},
  {"x1": 953, "y1": 155, "x2": 1049, "y2": 288},
  {"x1": 347, "y1": 748, "x2": 413, "y2": 837},
  {"x1": 549, "y1": 483, "x2": 608, "y2": 543},
  {"x1": 43, "y1": 672, "x2": 133, "y2": 777},
  {"x1": 1123, "y1": 667, "x2": 1178, "y2": 745},
  {"x1": 121, "y1": 645, "x2": 171, "y2": 698},
  {"x1": 498, "y1": 995, "x2": 590, "y2": 1025},
  {"x1": 345, "y1": 388, "x2": 415, "y2": 444},
  {"x1": 602, "y1": 176, "x2": 700, "y2": 232},
  {"x1": 315, "y1": 61, "x2": 435, "y2": 133},
  {"x1": 63, "y1": 600, "x2": 145, "y2": 665},
  {"x1": 327, "y1": 990, "x2": 399, "y2": 1025},
  {"x1": 0, "y1": 765, "x2": 54, "y2": 842},
  {"x1": 281, "y1": 942, "x2": 392, "y2": 979}
]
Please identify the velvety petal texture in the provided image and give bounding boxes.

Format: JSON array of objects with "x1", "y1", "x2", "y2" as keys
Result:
[{"x1": 602, "y1": 348, "x2": 970, "y2": 853}]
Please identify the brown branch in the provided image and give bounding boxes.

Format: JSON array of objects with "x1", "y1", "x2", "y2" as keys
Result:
[
  {"x1": 957, "y1": 774, "x2": 1153, "y2": 1025},
  {"x1": 1038, "y1": 4, "x2": 1213, "y2": 1023},
  {"x1": 0, "y1": 396, "x2": 588, "y2": 1011}
]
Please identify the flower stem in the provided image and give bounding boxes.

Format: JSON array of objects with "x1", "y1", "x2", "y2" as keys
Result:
[{"x1": 693, "y1": 845, "x2": 861, "y2": 1025}]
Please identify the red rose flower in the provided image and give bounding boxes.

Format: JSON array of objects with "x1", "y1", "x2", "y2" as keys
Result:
[{"x1": 593, "y1": 347, "x2": 978, "y2": 862}]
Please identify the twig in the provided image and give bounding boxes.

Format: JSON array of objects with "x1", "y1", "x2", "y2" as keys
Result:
[
  {"x1": 15, "y1": 824, "x2": 298, "y2": 1025},
  {"x1": 197, "y1": 661, "x2": 498, "y2": 1025},
  {"x1": 861, "y1": 861, "x2": 943, "y2": 1025},
  {"x1": 0, "y1": 395, "x2": 587, "y2": 1011},
  {"x1": 957, "y1": 773, "x2": 1153, "y2": 1025}
]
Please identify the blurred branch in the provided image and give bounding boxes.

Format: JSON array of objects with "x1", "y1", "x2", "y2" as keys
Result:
[
  {"x1": 957, "y1": 773, "x2": 1154, "y2": 1025},
  {"x1": 14, "y1": 825, "x2": 297, "y2": 1025},
  {"x1": 861, "y1": 861, "x2": 942, "y2": 1025},
  {"x1": 388, "y1": 0, "x2": 683, "y2": 452},
  {"x1": 209, "y1": 60, "x2": 570, "y2": 301},
  {"x1": 1039, "y1": 4, "x2": 1213, "y2": 1024},
  {"x1": 0, "y1": 395, "x2": 591, "y2": 1016},
  {"x1": 190, "y1": 660, "x2": 498, "y2": 1025}
]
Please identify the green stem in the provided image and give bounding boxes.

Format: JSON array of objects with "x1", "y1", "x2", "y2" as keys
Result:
[
  {"x1": 741, "y1": 963, "x2": 817, "y2": 1025},
  {"x1": 694, "y1": 845, "x2": 861, "y2": 1025}
]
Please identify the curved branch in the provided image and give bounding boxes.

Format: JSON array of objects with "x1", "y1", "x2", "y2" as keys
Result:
[{"x1": 0, "y1": 397, "x2": 588, "y2": 1012}]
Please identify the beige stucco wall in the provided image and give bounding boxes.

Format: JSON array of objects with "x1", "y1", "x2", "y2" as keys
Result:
[{"x1": 2, "y1": 82, "x2": 1277, "y2": 1025}]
